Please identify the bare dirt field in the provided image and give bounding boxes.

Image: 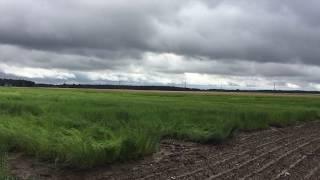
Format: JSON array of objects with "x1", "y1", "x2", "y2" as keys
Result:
[
  {"x1": 9, "y1": 121, "x2": 320, "y2": 180},
  {"x1": 39, "y1": 87, "x2": 320, "y2": 97}
]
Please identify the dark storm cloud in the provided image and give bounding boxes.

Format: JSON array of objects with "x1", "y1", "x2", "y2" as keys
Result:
[
  {"x1": 0, "y1": 0, "x2": 182, "y2": 57},
  {"x1": 150, "y1": 0, "x2": 320, "y2": 65},
  {"x1": 1, "y1": 0, "x2": 320, "y2": 65},
  {"x1": 0, "y1": 44, "x2": 143, "y2": 71}
]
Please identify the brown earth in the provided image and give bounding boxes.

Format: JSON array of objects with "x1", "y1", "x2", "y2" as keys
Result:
[
  {"x1": 9, "y1": 121, "x2": 320, "y2": 180},
  {"x1": 36, "y1": 87, "x2": 320, "y2": 98}
]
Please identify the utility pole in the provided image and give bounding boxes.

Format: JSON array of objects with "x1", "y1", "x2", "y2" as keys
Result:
[
  {"x1": 118, "y1": 75, "x2": 121, "y2": 86},
  {"x1": 182, "y1": 74, "x2": 187, "y2": 89}
]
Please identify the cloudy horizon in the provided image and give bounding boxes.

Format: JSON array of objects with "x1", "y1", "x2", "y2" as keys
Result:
[{"x1": 1, "y1": 0, "x2": 320, "y2": 90}]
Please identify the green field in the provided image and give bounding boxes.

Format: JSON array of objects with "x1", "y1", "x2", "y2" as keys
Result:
[{"x1": 0, "y1": 88, "x2": 319, "y2": 168}]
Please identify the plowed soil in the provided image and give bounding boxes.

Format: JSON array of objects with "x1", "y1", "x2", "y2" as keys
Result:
[{"x1": 9, "y1": 121, "x2": 320, "y2": 180}]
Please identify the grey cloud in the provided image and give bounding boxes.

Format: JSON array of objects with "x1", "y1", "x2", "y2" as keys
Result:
[
  {"x1": 144, "y1": 56, "x2": 310, "y2": 78},
  {"x1": 0, "y1": 0, "x2": 179, "y2": 54},
  {"x1": 0, "y1": 45, "x2": 135, "y2": 71},
  {"x1": 0, "y1": 0, "x2": 320, "y2": 89},
  {"x1": 1, "y1": 0, "x2": 320, "y2": 65},
  {"x1": 151, "y1": 0, "x2": 320, "y2": 65}
]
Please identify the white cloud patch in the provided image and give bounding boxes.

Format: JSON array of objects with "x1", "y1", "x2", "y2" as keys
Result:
[
  {"x1": 310, "y1": 83, "x2": 320, "y2": 91},
  {"x1": 0, "y1": 63, "x2": 75, "y2": 79},
  {"x1": 286, "y1": 83, "x2": 300, "y2": 89}
]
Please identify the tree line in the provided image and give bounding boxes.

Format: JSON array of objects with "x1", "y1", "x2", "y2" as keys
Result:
[{"x1": 0, "y1": 78, "x2": 35, "y2": 87}]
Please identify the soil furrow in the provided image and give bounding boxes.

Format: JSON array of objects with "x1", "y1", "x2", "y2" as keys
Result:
[
  {"x1": 266, "y1": 143, "x2": 320, "y2": 180},
  {"x1": 137, "y1": 131, "x2": 291, "y2": 180},
  {"x1": 239, "y1": 138, "x2": 320, "y2": 180},
  {"x1": 206, "y1": 136, "x2": 318, "y2": 180},
  {"x1": 272, "y1": 155, "x2": 307, "y2": 180},
  {"x1": 304, "y1": 163, "x2": 320, "y2": 180},
  {"x1": 274, "y1": 145, "x2": 320, "y2": 180},
  {"x1": 174, "y1": 136, "x2": 293, "y2": 179}
]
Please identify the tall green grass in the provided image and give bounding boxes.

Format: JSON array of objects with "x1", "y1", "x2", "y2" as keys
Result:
[
  {"x1": 0, "y1": 145, "x2": 17, "y2": 180},
  {"x1": 0, "y1": 146, "x2": 8, "y2": 178},
  {"x1": 0, "y1": 88, "x2": 319, "y2": 168}
]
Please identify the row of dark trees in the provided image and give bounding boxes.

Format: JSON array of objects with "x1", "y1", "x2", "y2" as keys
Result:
[
  {"x1": 36, "y1": 83, "x2": 200, "y2": 91},
  {"x1": 0, "y1": 78, "x2": 35, "y2": 87}
]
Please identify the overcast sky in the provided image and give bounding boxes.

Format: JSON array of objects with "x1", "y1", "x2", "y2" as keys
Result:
[{"x1": 0, "y1": 0, "x2": 320, "y2": 90}]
